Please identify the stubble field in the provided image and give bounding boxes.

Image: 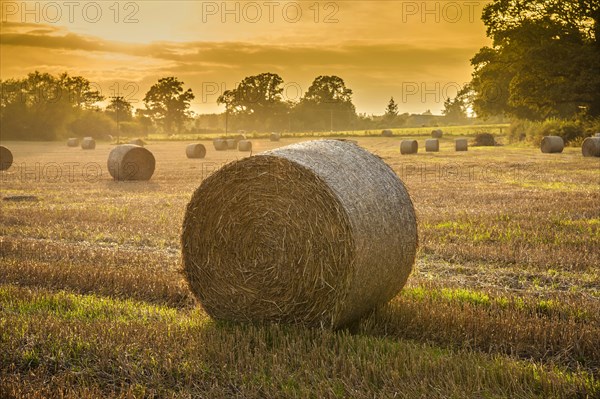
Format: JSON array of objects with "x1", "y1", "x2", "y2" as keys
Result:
[{"x1": 0, "y1": 137, "x2": 599, "y2": 398}]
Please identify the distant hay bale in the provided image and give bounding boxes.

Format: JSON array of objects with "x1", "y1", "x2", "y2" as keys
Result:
[
  {"x1": 541, "y1": 136, "x2": 564, "y2": 153},
  {"x1": 226, "y1": 139, "x2": 237, "y2": 150},
  {"x1": 455, "y1": 139, "x2": 468, "y2": 151},
  {"x1": 129, "y1": 138, "x2": 146, "y2": 147},
  {"x1": 582, "y1": 137, "x2": 600, "y2": 157},
  {"x1": 67, "y1": 138, "x2": 79, "y2": 147},
  {"x1": 425, "y1": 139, "x2": 439, "y2": 152},
  {"x1": 107, "y1": 144, "x2": 156, "y2": 181},
  {"x1": 186, "y1": 144, "x2": 206, "y2": 159},
  {"x1": 472, "y1": 132, "x2": 495, "y2": 146},
  {"x1": 181, "y1": 140, "x2": 417, "y2": 328},
  {"x1": 400, "y1": 140, "x2": 418, "y2": 154},
  {"x1": 594, "y1": 133, "x2": 600, "y2": 138},
  {"x1": 431, "y1": 129, "x2": 443, "y2": 138},
  {"x1": 213, "y1": 139, "x2": 228, "y2": 151},
  {"x1": 238, "y1": 140, "x2": 252, "y2": 152},
  {"x1": 81, "y1": 137, "x2": 96, "y2": 150},
  {"x1": 270, "y1": 133, "x2": 281, "y2": 142},
  {"x1": 382, "y1": 129, "x2": 393, "y2": 137},
  {"x1": 0, "y1": 146, "x2": 13, "y2": 171}
]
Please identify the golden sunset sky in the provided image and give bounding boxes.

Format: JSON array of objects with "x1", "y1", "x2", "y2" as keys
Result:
[{"x1": 1, "y1": 0, "x2": 491, "y2": 115}]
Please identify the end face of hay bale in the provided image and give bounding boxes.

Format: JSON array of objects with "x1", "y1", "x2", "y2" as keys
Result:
[
  {"x1": 181, "y1": 140, "x2": 417, "y2": 328},
  {"x1": 107, "y1": 144, "x2": 156, "y2": 181},
  {"x1": 129, "y1": 138, "x2": 146, "y2": 147},
  {"x1": 270, "y1": 133, "x2": 281, "y2": 142},
  {"x1": 400, "y1": 140, "x2": 418, "y2": 154},
  {"x1": 455, "y1": 139, "x2": 468, "y2": 151},
  {"x1": 425, "y1": 139, "x2": 439, "y2": 152},
  {"x1": 382, "y1": 129, "x2": 393, "y2": 137},
  {"x1": 431, "y1": 129, "x2": 443, "y2": 138},
  {"x1": 81, "y1": 137, "x2": 96, "y2": 150},
  {"x1": 186, "y1": 143, "x2": 207, "y2": 159},
  {"x1": 67, "y1": 138, "x2": 79, "y2": 147},
  {"x1": 0, "y1": 146, "x2": 14, "y2": 171},
  {"x1": 541, "y1": 136, "x2": 564, "y2": 154},
  {"x1": 582, "y1": 137, "x2": 600, "y2": 157},
  {"x1": 213, "y1": 139, "x2": 227, "y2": 151},
  {"x1": 238, "y1": 140, "x2": 252, "y2": 152}
]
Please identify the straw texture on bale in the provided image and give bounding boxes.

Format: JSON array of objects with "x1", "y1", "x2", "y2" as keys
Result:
[
  {"x1": 226, "y1": 138, "x2": 237, "y2": 150},
  {"x1": 129, "y1": 138, "x2": 146, "y2": 147},
  {"x1": 213, "y1": 139, "x2": 227, "y2": 151},
  {"x1": 81, "y1": 137, "x2": 96, "y2": 150},
  {"x1": 541, "y1": 136, "x2": 564, "y2": 153},
  {"x1": 400, "y1": 140, "x2": 418, "y2": 154},
  {"x1": 431, "y1": 129, "x2": 443, "y2": 138},
  {"x1": 270, "y1": 133, "x2": 281, "y2": 142},
  {"x1": 238, "y1": 140, "x2": 252, "y2": 152},
  {"x1": 455, "y1": 139, "x2": 468, "y2": 152},
  {"x1": 0, "y1": 146, "x2": 13, "y2": 171},
  {"x1": 181, "y1": 140, "x2": 418, "y2": 328},
  {"x1": 186, "y1": 143, "x2": 206, "y2": 159},
  {"x1": 67, "y1": 138, "x2": 79, "y2": 147},
  {"x1": 382, "y1": 129, "x2": 393, "y2": 137},
  {"x1": 425, "y1": 139, "x2": 439, "y2": 152},
  {"x1": 107, "y1": 144, "x2": 155, "y2": 181},
  {"x1": 582, "y1": 137, "x2": 600, "y2": 157}
]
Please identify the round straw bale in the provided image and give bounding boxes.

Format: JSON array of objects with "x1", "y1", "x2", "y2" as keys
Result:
[
  {"x1": 238, "y1": 140, "x2": 252, "y2": 152},
  {"x1": 0, "y1": 146, "x2": 13, "y2": 171},
  {"x1": 107, "y1": 144, "x2": 155, "y2": 181},
  {"x1": 181, "y1": 140, "x2": 417, "y2": 328},
  {"x1": 186, "y1": 143, "x2": 206, "y2": 159},
  {"x1": 67, "y1": 138, "x2": 79, "y2": 147},
  {"x1": 455, "y1": 138, "x2": 468, "y2": 151},
  {"x1": 213, "y1": 138, "x2": 227, "y2": 151},
  {"x1": 431, "y1": 129, "x2": 443, "y2": 138},
  {"x1": 226, "y1": 138, "x2": 237, "y2": 150},
  {"x1": 595, "y1": 133, "x2": 600, "y2": 137},
  {"x1": 582, "y1": 137, "x2": 600, "y2": 157},
  {"x1": 425, "y1": 139, "x2": 439, "y2": 152},
  {"x1": 81, "y1": 137, "x2": 96, "y2": 150},
  {"x1": 382, "y1": 129, "x2": 393, "y2": 137},
  {"x1": 541, "y1": 136, "x2": 564, "y2": 153},
  {"x1": 129, "y1": 138, "x2": 146, "y2": 147},
  {"x1": 270, "y1": 133, "x2": 281, "y2": 142},
  {"x1": 400, "y1": 140, "x2": 418, "y2": 154}
]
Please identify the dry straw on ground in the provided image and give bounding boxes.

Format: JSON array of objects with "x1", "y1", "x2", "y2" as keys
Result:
[
  {"x1": 541, "y1": 136, "x2": 564, "y2": 153},
  {"x1": 582, "y1": 137, "x2": 600, "y2": 157},
  {"x1": 455, "y1": 139, "x2": 468, "y2": 152},
  {"x1": 107, "y1": 144, "x2": 156, "y2": 181},
  {"x1": 181, "y1": 140, "x2": 418, "y2": 328},
  {"x1": 213, "y1": 139, "x2": 227, "y2": 151},
  {"x1": 400, "y1": 140, "x2": 418, "y2": 154},
  {"x1": 270, "y1": 133, "x2": 281, "y2": 142},
  {"x1": 67, "y1": 138, "x2": 79, "y2": 147},
  {"x1": 238, "y1": 140, "x2": 252, "y2": 152},
  {"x1": 425, "y1": 139, "x2": 439, "y2": 152},
  {"x1": 81, "y1": 137, "x2": 95, "y2": 150},
  {"x1": 382, "y1": 129, "x2": 393, "y2": 137},
  {"x1": 186, "y1": 144, "x2": 206, "y2": 159},
  {"x1": 0, "y1": 146, "x2": 13, "y2": 171}
]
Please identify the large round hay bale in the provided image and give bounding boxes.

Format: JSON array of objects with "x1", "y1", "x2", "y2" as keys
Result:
[
  {"x1": 107, "y1": 144, "x2": 155, "y2": 181},
  {"x1": 181, "y1": 140, "x2": 417, "y2": 328},
  {"x1": 67, "y1": 138, "x2": 79, "y2": 147},
  {"x1": 431, "y1": 129, "x2": 443, "y2": 138},
  {"x1": 425, "y1": 139, "x2": 439, "y2": 152},
  {"x1": 81, "y1": 137, "x2": 96, "y2": 150},
  {"x1": 270, "y1": 133, "x2": 281, "y2": 142},
  {"x1": 541, "y1": 136, "x2": 564, "y2": 153},
  {"x1": 213, "y1": 139, "x2": 227, "y2": 151},
  {"x1": 129, "y1": 138, "x2": 146, "y2": 147},
  {"x1": 0, "y1": 146, "x2": 13, "y2": 171},
  {"x1": 455, "y1": 139, "x2": 468, "y2": 151},
  {"x1": 238, "y1": 140, "x2": 252, "y2": 152},
  {"x1": 382, "y1": 129, "x2": 393, "y2": 137},
  {"x1": 186, "y1": 143, "x2": 206, "y2": 159},
  {"x1": 582, "y1": 137, "x2": 600, "y2": 157},
  {"x1": 400, "y1": 140, "x2": 418, "y2": 154},
  {"x1": 226, "y1": 138, "x2": 237, "y2": 150}
]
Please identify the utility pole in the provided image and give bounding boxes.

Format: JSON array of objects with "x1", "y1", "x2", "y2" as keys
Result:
[{"x1": 109, "y1": 95, "x2": 124, "y2": 144}]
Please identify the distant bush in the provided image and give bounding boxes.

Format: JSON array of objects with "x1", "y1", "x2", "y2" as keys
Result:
[
  {"x1": 472, "y1": 132, "x2": 496, "y2": 146},
  {"x1": 508, "y1": 119, "x2": 593, "y2": 146}
]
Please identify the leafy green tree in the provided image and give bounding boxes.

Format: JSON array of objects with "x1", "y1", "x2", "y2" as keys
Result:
[
  {"x1": 443, "y1": 86, "x2": 469, "y2": 123},
  {"x1": 384, "y1": 97, "x2": 399, "y2": 124},
  {"x1": 469, "y1": 0, "x2": 600, "y2": 120},
  {"x1": 143, "y1": 77, "x2": 194, "y2": 133},
  {"x1": 58, "y1": 73, "x2": 103, "y2": 110},
  {"x1": 106, "y1": 97, "x2": 133, "y2": 122},
  {"x1": 68, "y1": 109, "x2": 115, "y2": 139}
]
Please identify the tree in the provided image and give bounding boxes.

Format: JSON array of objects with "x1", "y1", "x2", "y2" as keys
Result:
[
  {"x1": 443, "y1": 86, "x2": 469, "y2": 123},
  {"x1": 58, "y1": 73, "x2": 104, "y2": 110},
  {"x1": 469, "y1": 0, "x2": 600, "y2": 120},
  {"x1": 143, "y1": 77, "x2": 194, "y2": 133},
  {"x1": 295, "y1": 75, "x2": 357, "y2": 131},
  {"x1": 106, "y1": 97, "x2": 133, "y2": 122},
  {"x1": 384, "y1": 97, "x2": 399, "y2": 124}
]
